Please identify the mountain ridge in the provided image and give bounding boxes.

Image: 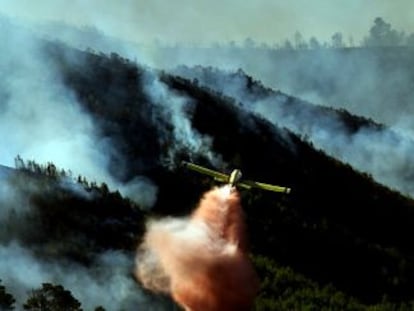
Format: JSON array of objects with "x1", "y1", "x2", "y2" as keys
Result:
[
  {"x1": 2, "y1": 36, "x2": 414, "y2": 309},
  {"x1": 43, "y1": 42, "x2": 414, "y2": 302}
]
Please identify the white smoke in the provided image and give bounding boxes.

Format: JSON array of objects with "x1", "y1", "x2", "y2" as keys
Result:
[
  {"x1": 0, "y1": 17, "x2": 157, "y2": 208},
  {"x1": 166, "y1": 46, "x2": 414, "y2": 131},
  {"x1": 142, "y1": 71, "x2": 223, "y2": 168},
  {"x1": 0, "y1": 163, "x2": 168, "y2": 310},
  {"x1": 174, "y1": 66, "x2": 414, "y2": 198},
  {"x1": 0, "y1": 13, "x2": 227, "y2": 311},
  {"x1": 119, "y1": 176, "x2": 158, "y2": 208},
  {"x1": 255, "y1": 98, "x2": 414, "y2": 196},
  {"x1": 1, "y1": 0, "x2": 413, "y2": 47},
  {"x1": 0, "y1": 16, "x2": 166, "y2": 311},
  {"x1": 0, "y1": 243, "x2": 164, "y2": 310}
]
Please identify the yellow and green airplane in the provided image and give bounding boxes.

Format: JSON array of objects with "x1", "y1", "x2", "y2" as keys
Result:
[{"x1": 182, "y1": 161, "x2": 291, "y2": 194}]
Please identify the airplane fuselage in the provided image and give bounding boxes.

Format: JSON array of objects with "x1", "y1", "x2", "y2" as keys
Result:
[
  {"x1": 182, "y1": 161, "x2": 291, "y2": 194},
  {"x1": 229, "y1": 169, "x2": 242, "y2": 187}
]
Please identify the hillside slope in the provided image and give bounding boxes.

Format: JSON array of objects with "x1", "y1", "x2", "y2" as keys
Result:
[
  {"x1": 44, "y1": 43, "x2": 414, "y2": 303},
  {"x1": 174, "y1": 65, "x2": 414, "y2": 200},
  {"x1": 2, "y1": 39, "x2": 414, "y2": 309},
  {"x1": 154, "y1": 45, "x2": 414, "y2": 127}
]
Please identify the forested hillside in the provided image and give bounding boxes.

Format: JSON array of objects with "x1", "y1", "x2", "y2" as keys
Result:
[
  {"x1": 154, "y1": 18, "x2": 414, "y2": 129},
  {"x1": 2, "y1": 38, "x2": 414, "y2": 310}
]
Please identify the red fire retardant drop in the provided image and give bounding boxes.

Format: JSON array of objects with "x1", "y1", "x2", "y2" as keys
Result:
[{"x1": 135, "y1": 185, "x2": 259, "y2": 311}]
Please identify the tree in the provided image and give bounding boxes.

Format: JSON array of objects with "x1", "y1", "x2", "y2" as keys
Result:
[
  {"x1": 243, "y1": 37, "x2": 256, "y2": 49},
  {"x1": 309, "y1": 37, "x2": 321, "y2": 50},
  {"x1": 23, "y1": 283, "x2": 82, "y2": 311},
  {"x1": 331, "y1": 32, "x2": 345, "y2": 48},
  {"x1": 294, "y1": 31, "x2": 308, "y2": 49},
  {"x1": 363, "y1": 17, "x2": 404, "y2": 46},
  {"x1": 14, "y1": 155, "x2": 24, "y2": 170},
  {"x1": 0, "y1": 280, "x2": 15, "y2": 310},
  {"x1": 282, "y1": 39, "x2": 294, "y2": 50}
]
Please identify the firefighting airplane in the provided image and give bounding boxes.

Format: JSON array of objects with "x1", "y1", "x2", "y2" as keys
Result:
[{"x1": 182, "y1": 161, "x2": 291, "y2": 194}]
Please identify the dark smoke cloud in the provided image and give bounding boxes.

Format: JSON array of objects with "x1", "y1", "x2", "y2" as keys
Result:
[{"x1": 136, "y1": 185, "x2": 259, "y2": 311}]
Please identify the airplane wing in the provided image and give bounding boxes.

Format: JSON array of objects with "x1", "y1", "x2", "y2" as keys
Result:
[
  {"x1": 239, "y1": 179, "x2": 291, "y2": 193},
  {"x1": 182, "y1": 161, "x2": 229, "y2": 183}
]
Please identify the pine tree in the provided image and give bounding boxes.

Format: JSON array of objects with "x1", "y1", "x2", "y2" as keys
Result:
[
  {"x1": 0, "y1": 279, "x2": 15, "y2": 310},
  {"x1": 23, "y1": 283, "x2": 82, "y2": 311}
]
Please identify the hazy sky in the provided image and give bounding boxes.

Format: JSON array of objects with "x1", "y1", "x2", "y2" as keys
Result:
[{"x1": 1, "y1": 0, "x2": 413, "y2": 45}]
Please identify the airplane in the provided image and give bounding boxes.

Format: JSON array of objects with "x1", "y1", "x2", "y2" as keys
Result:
[{"x1": 182, "y1": 161, "x2": 291, "y2": 194}]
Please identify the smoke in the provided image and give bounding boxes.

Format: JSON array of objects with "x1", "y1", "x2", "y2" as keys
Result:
[
  {"x1": 173, "y1": 66, "x2": 414, "y2": 198},
  {"x1": 4, "y1": 2, "x2": 414, "y2": 134},
  {"x1": 0, "y1": 16, "x2": 157, "y2": 208},
  {"x1": 250, "y1": 49, "x2": 414, "y2": 129},
  {"x1": 2, "y1": 1, "x2": 414, "y2": 127},
  {"x1": 0, "y1": 16, "x2": 165, "y2": 311},
  {"x1": 0, "y1": 13, "x2": 224, "y2": 311},
  {"x1": 0, "y1": 15, "x2": 224, "y2": 173},
  {"x1": 254, "y1": 99, "x2": 414, "y2": 196},
  {"x1": 164, "y1": 46, "x2": 414, "y2": 133},
  {"x1": 142, "y1": 71, "x2": 223, "y2": 168},
  {"x1": 0, "y1": 243, "x2": 162, "y2": 310},
  {"x1": 0, "y1": 169, "x2": 170, "y2": 310},
  {"x1": 136, "y1": 185, "x2": 259, "y2": 311},
  {"x1": 1, "y1": 0, "x2": 414, "y2": 46},
  {"x1": 118, "y1": 176, "x2": 158, "y2": 208},
  {"x1": 0, "y1": 171, "x2": 40, "y2": 243}
]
